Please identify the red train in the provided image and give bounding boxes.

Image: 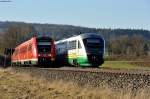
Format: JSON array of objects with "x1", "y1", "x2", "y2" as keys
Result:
[{"x1": 11, "y1": 36, "x2": 56, "y2": 66}]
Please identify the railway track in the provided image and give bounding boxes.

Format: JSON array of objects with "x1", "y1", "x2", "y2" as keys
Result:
[
  {"x1": 11, "y1": 66, "x2": 150, "y2": 75},
  {"x1": 10, "y1": 66, "x2": 150, "y2": 93}
]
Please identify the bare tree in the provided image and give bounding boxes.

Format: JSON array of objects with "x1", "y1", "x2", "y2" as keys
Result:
[{"x1": 1, "y1": 24, "x2": 36, "y2": 53}]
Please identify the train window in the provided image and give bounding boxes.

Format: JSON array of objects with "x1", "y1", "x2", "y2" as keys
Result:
[
  {"x1": 28, "y1": 44, "x2": 32, "y2": 51},
  {"x1": 78, "y1": 41, "x2": 82, "y2": 49},
  {"x1": 20, "y1": 46, "x2": 27, "y2": 53},
  {"x1": 37, "y1": 38, "x2": 51, "y2": 42},
  {"x1": 38, "y1": 42, "x2": 51, "y2": 45},
  {"x1": 22, "y1": 48, "x2": 25, "y2": 53},
  {"x1": 69, "y1": 40, "x2": 76, "y2": 50},
  {"x1": 86, "y1": 39, "x2": 101, "y2": 43},
  {"x1": 57, "y1": 42, "x2": 67, "y2": 54},
  {"x1": 19, "y1": 48, "x2": 22, "y2": 53},
  {"x1": 16, "y1": 49, "x2": 18, "y2": 55},
  {"x1": 83, "y1": 38, "x2": 104, "y2": 48}
]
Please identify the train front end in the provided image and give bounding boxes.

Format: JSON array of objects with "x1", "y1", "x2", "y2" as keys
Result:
[
  {"x1": 82, "y1": 33, "x2": 105, "y2": 67},
  {"x1": 36, "y1": 36, "x2": 56, "y2": 65}
]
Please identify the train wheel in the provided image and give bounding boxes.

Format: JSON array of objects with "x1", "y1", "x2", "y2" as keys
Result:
[{"x1": 73, "y1": 59, "x2": 79, "y2": 67}]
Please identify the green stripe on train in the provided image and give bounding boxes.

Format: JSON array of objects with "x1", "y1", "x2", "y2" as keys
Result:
[{"x1": 68, "y1": 57, "x2": 92, "y2": 66}]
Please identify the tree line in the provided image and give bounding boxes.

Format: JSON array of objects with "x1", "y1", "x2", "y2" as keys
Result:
[
  {"x1": 0, "y1": 22, "x2": 149, "y2": 60},
  {"x1": 107, "y1": 35, "x2": 150, "y2": 60}
]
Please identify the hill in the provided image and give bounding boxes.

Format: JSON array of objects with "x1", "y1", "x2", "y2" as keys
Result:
[{"x1": 0, "y1": 21, "x2": 150, "y2": 41}]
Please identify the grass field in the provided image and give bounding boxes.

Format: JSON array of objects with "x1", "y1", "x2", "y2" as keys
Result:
[
  {"x1": 0, "y1": 68, "x2": 149, "y2": 99},
  {"x1": 101, "y1": 61, "x2": 150, "y2": 70}
]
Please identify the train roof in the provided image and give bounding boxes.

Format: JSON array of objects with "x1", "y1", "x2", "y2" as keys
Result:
[
  {"x1": 16, "y1": 32, "x2": 53, "y2": 45},
  {"x1": 80, "y1": 33, "x2": 103, "y2": 39},
  {"x1": 15, "y1": 35, "x2": 53, "y2": 49},
  {"x1": 55, "y1": 33, "x2": 104, "y2": 44}
]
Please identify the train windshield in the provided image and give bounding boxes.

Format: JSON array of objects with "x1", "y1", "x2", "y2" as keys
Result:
[
  {"x1": 83, "y1": 38, "x2": 104, "y2": 53},
  {"x1": 37, "y1": 38, "x2": 51, "y2": 54}
]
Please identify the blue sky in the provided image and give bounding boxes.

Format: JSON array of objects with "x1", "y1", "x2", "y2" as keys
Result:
[{"x1": 0, "y1": 0, "x2": 150, "y2": 30}]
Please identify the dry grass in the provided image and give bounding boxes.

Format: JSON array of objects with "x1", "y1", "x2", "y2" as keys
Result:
[{"x1": 0, "y1": 68, "x2": 149, "y2": 99}]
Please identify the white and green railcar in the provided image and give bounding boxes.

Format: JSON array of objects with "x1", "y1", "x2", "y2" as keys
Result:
[{"x1": 55, "y1": 33, "x2": 105, "y2": 67}]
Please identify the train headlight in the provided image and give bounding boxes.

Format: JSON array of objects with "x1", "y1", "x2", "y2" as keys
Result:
[{"x1": 51, "y1": 58, "x2": 55, "y2": 61}]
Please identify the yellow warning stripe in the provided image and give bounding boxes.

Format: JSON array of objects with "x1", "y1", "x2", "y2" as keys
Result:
[{"x1": 68, "y1": 53, "x2": 85, "y2": 58}]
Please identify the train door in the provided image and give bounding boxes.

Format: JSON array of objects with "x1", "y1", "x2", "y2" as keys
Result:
[
  {"x1": 76, "y1": 40, "x2": 82, "y2": 65},
  {"x1": 68, "y1": 40, "x2": 78, "y2": 66}
]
